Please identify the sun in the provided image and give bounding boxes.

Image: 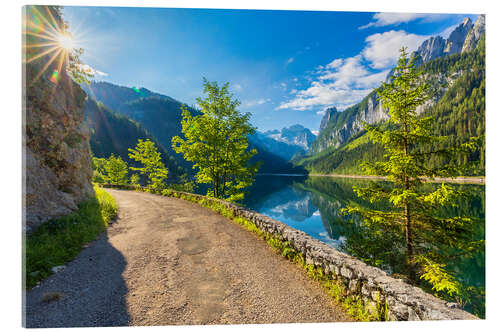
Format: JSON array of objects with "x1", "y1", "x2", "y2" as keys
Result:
[
  {"x1": 23, "y1": 6, "x2": 82, "y2": 85},
  {"x1": 56, "y1": 32, "x2": 75, "y2": 51}
]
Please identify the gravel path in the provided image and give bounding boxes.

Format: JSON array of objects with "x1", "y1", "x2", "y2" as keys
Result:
[{"x1": 24, "y1": 189, "x2": 352, "y2": 327}]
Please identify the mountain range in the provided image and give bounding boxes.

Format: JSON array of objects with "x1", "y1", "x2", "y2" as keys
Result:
[
  {"x1": 82, "y1": 82, "x2": 309, "y2": 175},
  {"x1": 251, "y1": 125, "x2": 316, "y2": 161},
  {"x1": 82, "y1": 14, "x2": 484, "y2": 178},
  {"x1": 302, "y1": 14, "x2": 485, "y2": 176}
]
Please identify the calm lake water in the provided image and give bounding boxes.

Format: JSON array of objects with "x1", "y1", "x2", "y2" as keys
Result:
[{"x1": 242, "y1": 175, "x2": 485, "y2": 316}]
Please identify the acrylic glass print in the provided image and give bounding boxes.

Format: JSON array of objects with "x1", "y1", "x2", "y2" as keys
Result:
[{"x1": 22, "y1": 4, "x2": 485, "y2": 327}]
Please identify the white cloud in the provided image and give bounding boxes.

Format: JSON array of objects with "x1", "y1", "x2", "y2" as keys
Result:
[
  {"x1": 233, "y1": 83, "x2": 242, "y2": 91},
  {"x1": 311, "y1": 130, "x2": 319, "y2": 136},
  {"x1": 359, "y1": 13, "x2": 444, "y2": 29},
  {"x1": 286, "y1": 57, "x2": 294, "y2": 65},
  {"x1": 95, "y1": 70, "x2": 108, "y2": 77},
  {"x1": 356, "y1": 70, "x2": 390, "y2": 88},
  {"x1": 76, "y1": 64, "x2": 108, "y2": 77},
  {"x1": 277, "y1": 80, "x2": 371, "y2": 111},
  {"x1": 362, "y1": 30, "x2": 428, "y2": 69},
  {"x1": 318, "y1": 55, "x2": 369, "y2": 88},
  {"x1": 277, "y1": 29, "x2": 426, "y2": 112},
  {"x1": 243, "y1": 98, "x2": 271, "y2": 108},
  {"x1": 326, "y1": 58, "x2": 343, "y2": 69}
]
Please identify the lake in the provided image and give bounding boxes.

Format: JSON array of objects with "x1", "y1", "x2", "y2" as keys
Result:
[{"x1": 242, "y1": 175, "x2": 485, "y2": 317}]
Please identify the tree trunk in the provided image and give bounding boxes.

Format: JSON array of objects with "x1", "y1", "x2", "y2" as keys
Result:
[
  {"x1": 405, "y1": 201, "x2": 415, "y2": 282},
  {"x1": 403, "y1": 120, "x2": 415, "y2": 282}
]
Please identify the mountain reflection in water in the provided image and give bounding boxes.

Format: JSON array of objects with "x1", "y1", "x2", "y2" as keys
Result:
[{"x1": 242, "y1": 174, "x2": 485, "y2": 316}]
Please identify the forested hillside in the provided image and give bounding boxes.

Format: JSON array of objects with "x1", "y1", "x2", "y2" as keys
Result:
[
  {"x1": 84, "y1": 97, "x2": 187, "y2": 179},
  {"x1": 84, "y1": 81, "x2": 308, "y2": 175},
  {"x1": 299, "y1": 36, "x2": 485, "y2": 176}
]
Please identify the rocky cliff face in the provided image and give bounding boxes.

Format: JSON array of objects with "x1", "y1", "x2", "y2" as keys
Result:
[
  {"x1": 443, "y1": 17, "x2": 473, "y2": 54},
  {"x1": 412, "y1": 15, "x2": 486, "y2": 67},
  {"x1": 319, "y1": 107, "x2": 337, "y2": 133},
  {"x1": 311, "y1": 15, "x2": 484, "y2": 155},
  {"x1": 311, "y1": 92, "x2": 388, "y2": 152},
  {"x1": 462, "y1": 14, "x2": 485, "y2": 53},
  {"x1": 414, "y1": 36, "x2": 447, "y2": 64},
  {"x1": 24, "y1": 6, "x2": 93, "y2": 231}
]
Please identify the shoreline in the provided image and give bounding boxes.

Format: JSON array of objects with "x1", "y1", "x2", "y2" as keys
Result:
[{"x1": 308, "y1": 173, "x2": 485, "y2": 184}]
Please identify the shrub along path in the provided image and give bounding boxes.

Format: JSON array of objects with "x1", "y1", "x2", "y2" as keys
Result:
[{"x1": 25, "y1": 189, "x2": 352, "y2": 327}]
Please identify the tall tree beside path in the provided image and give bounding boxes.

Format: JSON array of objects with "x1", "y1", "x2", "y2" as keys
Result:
[
  {"x1": 103, "y1": 154, "x2": 129, "y2": 185},
  {"x1": 128, "y1": 139, "x2": 169, "y2": 190},
  {"x1": 172, "y1": 78, "x2": 260, "y2": 201},
  {"x1": 343, "y1": 47, "x2": 483, "y2": 308}
]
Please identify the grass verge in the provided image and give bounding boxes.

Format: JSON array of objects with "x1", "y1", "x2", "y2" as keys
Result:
[{"x1": 25, "y1": 184, "x2": 117, "y2": 289}]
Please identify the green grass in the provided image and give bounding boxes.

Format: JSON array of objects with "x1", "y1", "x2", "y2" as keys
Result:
[
  {"x1": 129, "y1": 185, "x2": 387, "y2": 321},
  {"x1": 25, "y1": 184, "x2": 117, "y2": 289}
]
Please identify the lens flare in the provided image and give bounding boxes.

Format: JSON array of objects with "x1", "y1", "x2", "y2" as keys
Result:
[
  {"x1": 49, "y1": 70, "x2": 59, "y2": 84},
  {"x1": 29, "y1": 13, "x2": 44, "y2": 33},
  {"x1": 23, "y1": 6, "x2": 83, "y2": 86}
]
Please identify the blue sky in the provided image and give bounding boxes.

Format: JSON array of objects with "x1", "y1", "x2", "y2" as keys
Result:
[{"x1": 62, "y1": 6, "x2": 477, "y2": 132}]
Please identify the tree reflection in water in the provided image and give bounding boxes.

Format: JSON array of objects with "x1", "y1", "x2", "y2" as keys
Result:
[{"x1": 243, "y1": 175, "x2": 485, "y2": 317}]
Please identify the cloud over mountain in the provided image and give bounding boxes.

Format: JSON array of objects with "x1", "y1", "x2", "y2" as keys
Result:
[
  {"x1": 277, "y1": 29, "x2": 429, "y2": 112},
  {"x1": 359, "y1": 12, "x2": 448, "y2": 29}
]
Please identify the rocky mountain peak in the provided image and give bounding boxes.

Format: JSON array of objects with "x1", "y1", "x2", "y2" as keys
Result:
[
  {"x1": 444, "y1": 17, "x2": 473, "y2": 54},
  {"x1": 411, "y1": 16, "x2": 479, "y2": 66},
  {"x1": 415, "y1": 36, "x2": 446, "y2": 63},
  {"x1": 462, "y1": 14, "x2": 485, "y2": 53},
  {"x1": 319, "y1": 107, "x2": 338, "y2": 133}
]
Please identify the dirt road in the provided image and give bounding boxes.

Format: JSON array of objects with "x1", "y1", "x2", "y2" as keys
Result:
[{"x1": 24, "y1": 189, "x2": 352, "y2": 327}]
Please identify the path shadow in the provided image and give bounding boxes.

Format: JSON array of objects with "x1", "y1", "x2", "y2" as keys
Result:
[{"x1": 24, "y1": 231, "x2": 130, "y2": 327}]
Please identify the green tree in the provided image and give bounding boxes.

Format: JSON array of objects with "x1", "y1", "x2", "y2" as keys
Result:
[
  {"x1": 172, "y1": 78, "x2": 260, "y2": 201},
  {"x1": 92, "y1": 156, "x2": 107, "y2": 184},
  {"x1": 130, "y1": 173, "x2": 140, "y2": 186},
  {"x1": 343, "y1": 48, "x2": 482, "y2": 305},
  {"x1": 103, "y1": 154, "x2": 129, "y2": 185},
  {"x1": 128, "y1": 139, "x2": 169, "y2": 190}
]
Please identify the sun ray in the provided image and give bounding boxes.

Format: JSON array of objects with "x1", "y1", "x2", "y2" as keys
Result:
[
  {"x1": 23, "y1": 41, "x2": 59, "y2": 49},
  {"x1": 65, "y1": 51, "x2": 74, "y2": 96},
  {"x1": 30, "y1": 6, "x2": 60, "y2": 36},
  {"x1": 43, "y1": 5, "x2": 62, "y2": 33},
  {"x1": 24, "y1": 5, "x2": 90, "y2": 89},
  {"x1": 50, "y1": 46, "x2": 67, "y2": 94},
  {"x1": 25, "y1": 29, "x2": 60, "y2": 42},
  {"x1": 26, "y1": 45, "x2": 60, "y2": 63},
  {"x1": 30, "y1": 48, "x2": 63, "y2": 85}
]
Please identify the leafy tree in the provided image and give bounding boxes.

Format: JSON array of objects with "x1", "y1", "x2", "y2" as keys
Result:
[
  {"x1": 172, "y1": 78, "x2": 260, "y2": 201},
  {"x1": 343, "y1": 48, "x2": 483, "y2": 306},
  {"x1": 128, "y1": 139, "x2": 169, "y2": 190},
  {"x1": 167, "y1": 174, "x2": 197, "y2": 193},
  {"x1": 130, "y1": 173, "x2": 140, "y2": 186},
  {"x1": 92, "y1": 156, "x2": 107, "y2": 183},
  {"x1": 103, "y1": 154, "x2": 129, "y2": 185}
]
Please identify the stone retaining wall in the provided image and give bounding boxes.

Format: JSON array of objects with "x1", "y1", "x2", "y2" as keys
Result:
[{"x1": 102, "y1": 184, "x2": 477, "y2": 321}]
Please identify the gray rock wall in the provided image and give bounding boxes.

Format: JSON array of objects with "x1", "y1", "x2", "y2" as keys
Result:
[{"x1": 223, "y1": 201, "x2": 478, "y2": 321}]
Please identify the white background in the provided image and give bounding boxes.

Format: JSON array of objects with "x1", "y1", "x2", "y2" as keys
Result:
[{"x1": 2, "y1": 0, "x2": 498, "y2": 332}]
